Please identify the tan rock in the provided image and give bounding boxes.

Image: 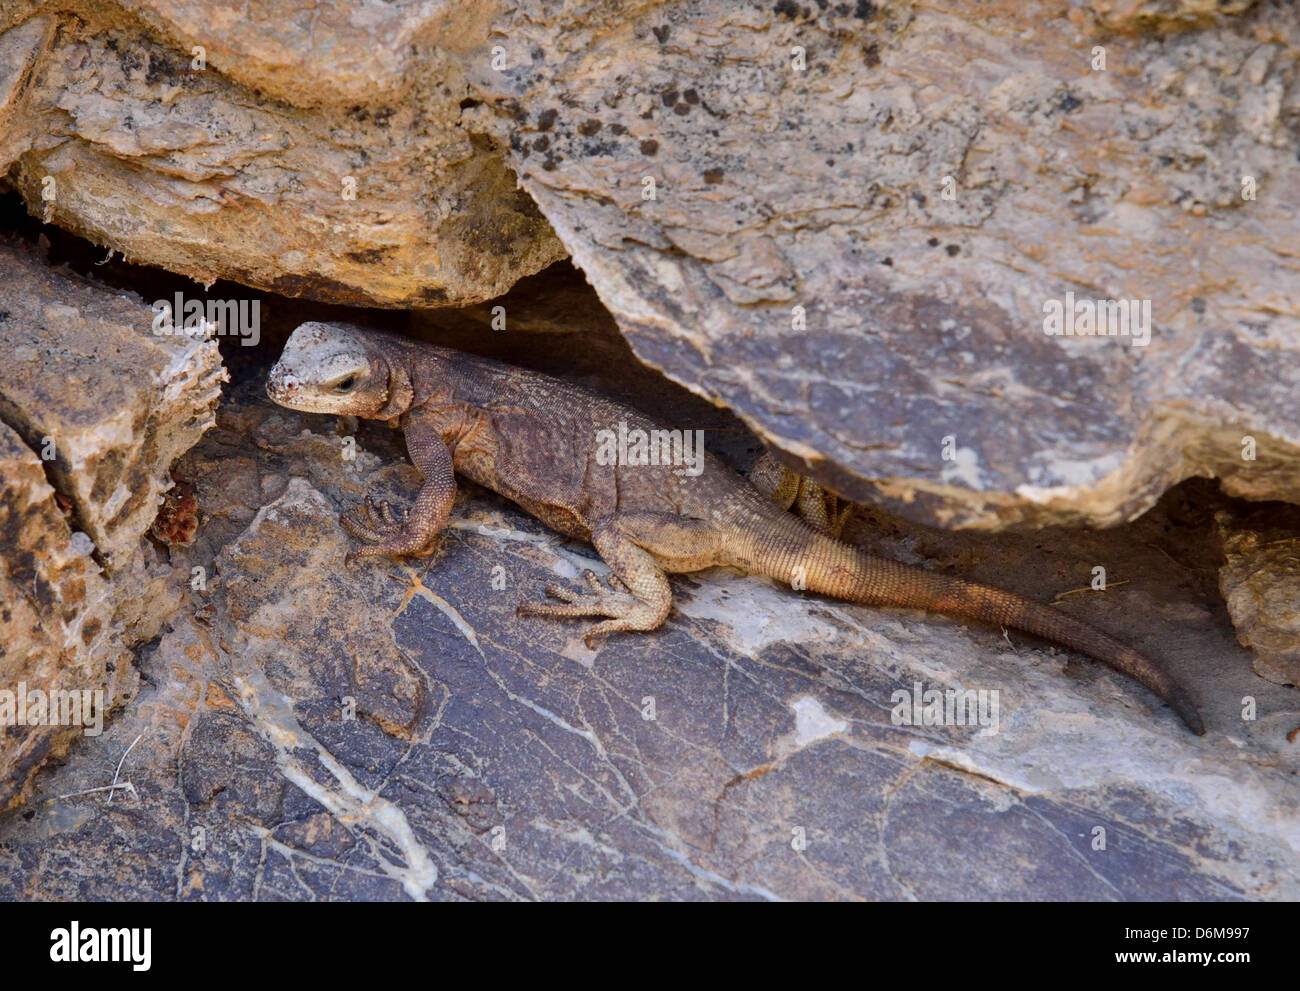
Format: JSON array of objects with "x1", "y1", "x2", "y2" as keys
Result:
[
  {"x1": 1216, "y1": 507, "x2": 1300, "y2": 686},
  {"x1": 0, "y1": 236, "x2": 222, "y2": 807},
  {"x1": 0, "y1": 3, "x2": 564, "y2": 306},
  {"x1": 0, "y1": 240, "x2": 224, "y2": 569},
  {"x1": 469, "y1": 0, "x2": 1300, "y2": 527}
]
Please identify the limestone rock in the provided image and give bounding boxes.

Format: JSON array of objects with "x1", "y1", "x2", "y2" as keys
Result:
[
  {"x1": 0, "y1": 239, "x2": 224, "y2": 569},
  {"x1": 0, "y1": 3, "x2": 565, "y2": 306},
  {"x1": 1215, "y1": 506, "x2": 1300, "y2": 686},
  {"x1": 0, "y1": 236, "x2": 221, "y2": 807},
  {"x1": 0, "y1": 420, "x2": 135, "y2": 810},
  {"x1": 1088, "y1": 0, "x2": 1259, "y2": 31},
  {"x1": 466, "y1": 0, "x2": 1300, "y2": 527}
]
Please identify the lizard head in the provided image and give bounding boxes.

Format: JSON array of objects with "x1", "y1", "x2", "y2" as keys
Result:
[{"x1": 267, "y1": 322, "x2": 413, "y2": 419}]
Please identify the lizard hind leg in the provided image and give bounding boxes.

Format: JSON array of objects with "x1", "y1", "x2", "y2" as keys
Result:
[
  {"x1": 518, "y1": 513, "x2": 720, "y2": 648},
  {"x1": 748, "y1": 452, "x2": 800, "y2": 511},
  {"x1": 749, "y1": 452, "x2": 852, "y2": 539}
]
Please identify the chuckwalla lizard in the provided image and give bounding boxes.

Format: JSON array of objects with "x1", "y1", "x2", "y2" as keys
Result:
[{"x1": 267, "y1": 321, "x2": 1205, "y2": 735}]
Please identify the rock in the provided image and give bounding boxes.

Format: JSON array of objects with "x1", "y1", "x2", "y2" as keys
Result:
[
  {"x1": 0, "y1": 236, "x2": 221, "y2": 808},
  {"x1": 466, "y1": 0, "x2": 1300, "y2": 527},
  {"x1": 4, "y1": 1, "x2": 1297, "y2": 525},
  {"x1": 1088, "y1": 0, "x2": 1259, "y2": 31},
  {"x1": 1215, "y1": 505, "x2": 1300, "y2": 686},
  {"x1": 0, "y1": 366, "x2": 1296, "y2": 900},
  {"x1": 0, "y1": 420, "x2": 134, "y2": 811},
  {"x1": 0, "y1": 3, "x2": 565, "y2": 306},
  {"x1": 0, "y1": 15, "x2": 51, "y2": 168},
  {"x1": 0, "y1": 239, "x2": 224, "y2": 569}
]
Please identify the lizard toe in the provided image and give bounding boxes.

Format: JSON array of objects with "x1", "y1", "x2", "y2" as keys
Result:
[
  {"x1": 543, "y1": 581, "x2": 581, "y2": 602},
  {"x1": 345, "y1": 501, "x2": 410, "y2": 543},
  {"x1": 519, "y1": 584, "x2": 641, "y2": 621},
  {"x1": 340, "y1": 511, "x2": 382, "y2": 542},
  {"x1": 376, "y1": 499, "x2": 404, "y2": 527},
  {"x1": 347, "y1": 535, "x2": 438, "y2": 560},
  {"x1": 582, "y1": 611, "x2": 663, "y2": 643},
  {"x1": 361, "y1": 496, "x2": 404, "y2": 532}
]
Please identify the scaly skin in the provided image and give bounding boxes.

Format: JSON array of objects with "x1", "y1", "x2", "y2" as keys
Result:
[{"x1": 267, "y1": 321, "x2": 1205, "y2": 735}]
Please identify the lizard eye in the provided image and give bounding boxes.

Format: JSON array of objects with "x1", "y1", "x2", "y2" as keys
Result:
[{"x1": 333, "y1": 374, "x2": 357, "y2": 393}]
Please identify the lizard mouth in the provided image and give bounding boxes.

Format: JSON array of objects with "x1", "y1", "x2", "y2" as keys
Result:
[{"x1": 265, "y1": 363, "x2": 297, "y2": 404}]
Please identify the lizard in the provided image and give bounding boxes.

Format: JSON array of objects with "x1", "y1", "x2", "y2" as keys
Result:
[{"x1": 266, "y1": 320, "x2": 1206, "y2": 735}]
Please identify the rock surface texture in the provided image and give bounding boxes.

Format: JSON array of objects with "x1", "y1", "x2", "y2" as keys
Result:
[
  {"x1": 0, "y1": 2, "x2": 565, "y2": 306},
  {"x1": 470, "y1": 0, "x2": 1300, "y2": 527},
  {"x1": 1, "y1": 374, "x2": 1297, "y2": 900},
  {"x1": 1216, "y1": 505, "x2": 1300, "y2": 687},
  {"x1": 0, "y1": 237, "x2": 224, "y2": 808}
]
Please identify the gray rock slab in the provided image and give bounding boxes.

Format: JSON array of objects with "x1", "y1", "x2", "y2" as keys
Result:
[{"x1": 2, "y1": 381, "x2": 1294, "y2": 900}]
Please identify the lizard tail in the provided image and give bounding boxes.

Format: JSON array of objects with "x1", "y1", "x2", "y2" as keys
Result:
[{"x1": 744, "y1": 517, "x2": 1205, "y2": 734}]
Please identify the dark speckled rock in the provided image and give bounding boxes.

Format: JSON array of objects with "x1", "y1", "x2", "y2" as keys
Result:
[{"x1": 2, "y1": 377, "x2": 1295, "y2": 901}]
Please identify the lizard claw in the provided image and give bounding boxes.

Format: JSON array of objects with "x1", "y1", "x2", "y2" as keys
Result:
[
  {"x1": 340, "y1": 510, "x2": 380, "y2": 542},
  {"x1": 517, "y1": 575, "x2": 640, "y2": 624},
  {"x1": 367, "y1": 495, "x2": 404, "y2": 528},
  {"x1": 338, "y1": 498, "x2": 439, "y2": 561},
  {"x1": 342, "y1": 496, "x2": 413, "y2": 545},
  {"x1": 577, "y1": 568, "x2": 627, "y2": 594},
  {"x1": 585, "y1": 569, "x2": 623, "y2": 595},
  {"x1": 532, "y1": 571, "x2": 616, "y2": 605},
  {"x1": 358, "y1": 495, "x2": 405, "y2": 535}
]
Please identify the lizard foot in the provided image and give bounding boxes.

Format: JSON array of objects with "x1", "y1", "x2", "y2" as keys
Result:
[
  {"x1": 518, "y1": 569, "x2": 659, "y2": 646},
  {"x1": 340, "y1": 496, "x2": 436, "y2": 561}
]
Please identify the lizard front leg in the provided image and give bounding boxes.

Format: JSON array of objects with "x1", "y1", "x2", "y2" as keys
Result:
[
  {"x1": 518, "y1": 512, "x2": 721, "y2": 647},
  {"x1": 342, "y1": 412, "x2": 455, "y2": 559}
]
